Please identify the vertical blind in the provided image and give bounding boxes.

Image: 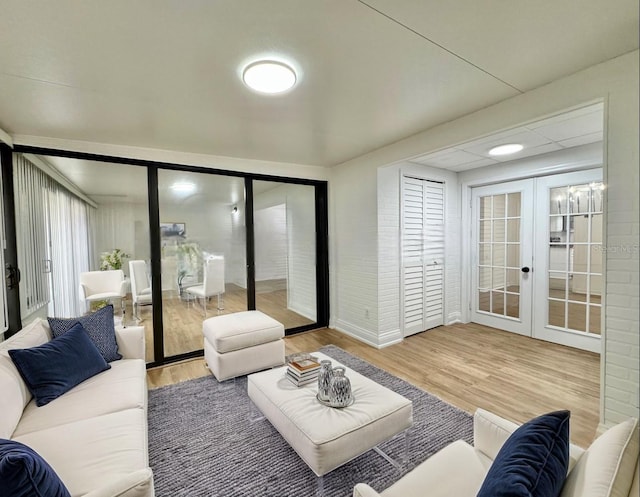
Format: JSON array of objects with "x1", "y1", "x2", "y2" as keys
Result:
[
  {"x1": 14, "y1": 154, "x2": 50, "y2": 317},
  {"x1": 13, "y1": 154, "x2": 95, "y2": 318}
]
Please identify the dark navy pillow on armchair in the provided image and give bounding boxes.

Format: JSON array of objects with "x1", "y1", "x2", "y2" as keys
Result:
[
  {"x1": 0, "y1": 438, "x2": 71, "y2": 497},
  {"x1": 476, "y1": 410, "x2": 570, "y2": 497},
  {"x1": 48, "y1": 304, "x2": 121, "y2": 362},
  {"x1": 8, "y1": 322, "x2": 110, "y2": 407}
]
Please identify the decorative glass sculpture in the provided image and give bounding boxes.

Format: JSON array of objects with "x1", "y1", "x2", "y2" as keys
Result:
[
  {"x1": 317, "y1": 360, "x2": 333, "y2": 401},
  {"x1": 328, "y1": 367, "x2": 352, "y2": 407}
]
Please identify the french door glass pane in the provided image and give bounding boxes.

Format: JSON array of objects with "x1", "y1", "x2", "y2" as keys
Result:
[
  {"x1": 479, "y1": 243, "x2": 491, "y2": 264},
  {"x1": 589, "y1": 305, "x2": 601, "y2": 335},
  {"x1": 158, "y1": 170, "x2": 246, "y2": 357},
  {"x1": 491, "y1": 291, "x2": 505, "y2": 315},
  {"x1": 507, "y1": 219, "x2": 520, "y2": 242},
  {"x1": 507, "y1": 193, "x2": 521, "y2": 216},
  {"x1": 476, "y1": 192, "x2": 521, "y2": 319},
  {"x1": 478, "y1": 290, "x2": 490, "y2": 312},
  {"x1": 492, "y1": 194, "x2": 506, "y2": 217},
  {"x1": 253, "y1": 181, "x2": 316, "y2": 327},
  {"x1": 546, "y1": 182, "x2": 603, "y2": 334},
  {"x1": 506, "y1": 293, "x2": 520, "y2": 318},
  {"x1": 548, "y1": 299, "x2": 566, "y2": 328}
]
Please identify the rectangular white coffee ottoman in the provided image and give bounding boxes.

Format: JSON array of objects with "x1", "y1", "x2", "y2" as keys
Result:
[
  {"x1": 203, "y1": 310, "x2": 285, "y2": 381},
  {"x1": 247, "y1": 351, "x2": 413, "y2": 476}
]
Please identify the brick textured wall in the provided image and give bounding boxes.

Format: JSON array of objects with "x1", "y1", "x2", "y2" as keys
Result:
[
  {"x1": 602, "y1": 80, "x2": 640, "y2": 423},
  {"x1": 330, "y1": 161, "x2": 379, "y2": 345}
]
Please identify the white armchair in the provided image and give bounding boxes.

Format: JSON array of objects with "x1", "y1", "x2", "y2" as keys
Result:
[
  {"x1": 353, "y1": 409, "x2": 639, "y2": 497},
  {"x1": 79, "y1": 270, "x2": 128, "y2": 317},
  {"x1": 185, "y1": 255, "x2": 225, "y2": 316},
  {"x1": 129, "y1": 260, "x2": 152, "y2": 322}
]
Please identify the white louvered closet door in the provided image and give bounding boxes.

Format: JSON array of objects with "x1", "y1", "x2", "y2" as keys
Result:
[{"x1": 401, "y1": 176, "x2": 445, "y2": 337}]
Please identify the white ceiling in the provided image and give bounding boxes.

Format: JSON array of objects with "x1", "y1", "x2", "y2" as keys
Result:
[
  {"x1": 0, "y1": 1, "x2": 637, "y2": 167},
  {"x1": 410, "y1": 103, "x2": 604, "y2": 172}
]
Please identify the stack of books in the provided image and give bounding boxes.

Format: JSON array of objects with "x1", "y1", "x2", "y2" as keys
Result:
[{"x1": 286, "y1": 358, "x2": 321, "y2": 387}]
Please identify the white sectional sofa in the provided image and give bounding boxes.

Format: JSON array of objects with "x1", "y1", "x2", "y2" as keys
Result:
[
  {"x1": 0, "y1": 318, "x2": 154, "y2": 497},
  {"x1": 354, "y1": 408, "x2": 639, "y2": 497}
]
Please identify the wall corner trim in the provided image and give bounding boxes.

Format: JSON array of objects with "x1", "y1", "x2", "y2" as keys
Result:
[{"x1": 0, "y1": 128, "x2": 13, "y2": 148}]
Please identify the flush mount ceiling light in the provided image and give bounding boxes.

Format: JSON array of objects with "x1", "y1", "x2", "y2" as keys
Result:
[
  {"x1": 170, "y1": 182, "x2": 196, "y2": 193},
  {"x1": 242, "y1": 60, "x2": 297, "y2": 94},
  {"x1": 488, "y1": 143, "x2": 524, "y2": 156}
]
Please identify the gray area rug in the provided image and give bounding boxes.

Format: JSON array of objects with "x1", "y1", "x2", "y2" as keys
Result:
[{"x1": 148, "y1": 345, "x2": 473, "y2": 497}]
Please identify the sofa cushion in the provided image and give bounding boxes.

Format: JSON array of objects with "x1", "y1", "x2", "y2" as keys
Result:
[
  {"x1": 48, "y1": 304, "x2": 122, "y2": 362},
  {"x1": 362, "y1": 440, "x2": 490, "y2": 497},
  {"x1": 0, "y1": 320, "x2": 53, "y2": 438},
  {"x1": 0, "y1": 360, "x2": 26, "y2": 440},
  {"x1": 13, "y1": 359, "x2": 147, "y2": 437},
  {"x1": 477, "y1": 410, "x2": 570, "y2": 497},
  {"x1": 0, "y1": 438, "x2": 71, "y2": 497},
  {"x1": 14, "y1": 408, "x2": 149, "y2": 497},
  {"x1": 560, "y1": 417, "x2": 639, "y2": 497},
  {"x1": 203, "y1": 310, "x2": 284, "y2": 353},
  {"x1": 8, "y1": 323, "x2": 111, "y2": 407}
]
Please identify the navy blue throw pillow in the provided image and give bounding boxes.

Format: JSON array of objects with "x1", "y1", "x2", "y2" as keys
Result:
[
  {"x1": 476, "y1": 410, "x2": 570, "y2": 497},
  {"x1": 48, "y1": 304, "x2": 122, "y2": 362},
  {"x1": 0, "y1": 439, "x2": 71, "y2": 497},
  {"x1": 8, "y1": 322, "x2": 110, "y2": 407}
]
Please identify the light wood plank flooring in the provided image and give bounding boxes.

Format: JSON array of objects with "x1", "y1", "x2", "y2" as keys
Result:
[{"x1": 147, "y1": 323, "x2": 600, "y2": 448}]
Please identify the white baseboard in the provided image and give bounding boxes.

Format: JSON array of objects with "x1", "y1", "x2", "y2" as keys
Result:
[
  {"x1": 333, "y1": 319, "x2": 379, "y2": 348},
  {"x1": 332, "y1": 320, "x2": 404, "y2": 349},
  {"x1": 379, "y1": 328, "x2": 403, "y2": 348},
  {"x1": 446, "y1": 312, "x2": 462, "y2": 325}
]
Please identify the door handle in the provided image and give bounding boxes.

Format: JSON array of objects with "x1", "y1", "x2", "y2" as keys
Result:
[{"x1": 521, "y1": 266, "x2": 531, "y2": 273}]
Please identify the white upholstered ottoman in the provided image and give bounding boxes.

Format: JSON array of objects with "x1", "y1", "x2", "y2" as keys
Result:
[
  {"x1": 203, "y1": 310, "x2": 285, "y2": 381},
  {"x1": 247, "y1": 352, "x2": 413, "y2": 479}
]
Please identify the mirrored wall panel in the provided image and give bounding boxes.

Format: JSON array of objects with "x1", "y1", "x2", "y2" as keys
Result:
[
  {"x1": 253, "y1": 181, "x2": 316, "y2": 328},
  {"x1": 158, "y1": 170, "x2": 247, "y2": 357},
  {"x1": 13, "y1": 153, "x2": 153, "y2": 359}
]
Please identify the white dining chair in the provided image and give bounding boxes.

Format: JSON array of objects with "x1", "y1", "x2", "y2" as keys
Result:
[
  {"x1": 185, "y1": 256, "x2": 225, "y2": 317},
  {"x1": 129, "y1": 260, "x2": 152, "y2": 322}
]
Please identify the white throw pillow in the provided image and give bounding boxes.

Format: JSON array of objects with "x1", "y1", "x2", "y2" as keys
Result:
[
  {"x1": 0, "y1": 319, "x2": 52, "y2": 437},
  {"x1": 560, "y1": 417, "x2": 639, "y2": 497}
]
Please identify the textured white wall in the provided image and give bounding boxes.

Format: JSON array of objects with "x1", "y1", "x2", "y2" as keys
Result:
[
  {"x1": 600, "y1": 58, "x2": 640, "y2": 425},
  {"x1": 229, "y1": 203, "x2": 247, "y2": 288},
  {"x1": 254, "y1": 204, "x2": 287, "y2": 282},
  {"x1": 330, "y1": 162, "x2": 379, "y2": 344},
  {"x1": 285, "y1": 187, "x2": 317, "y2": 320}
]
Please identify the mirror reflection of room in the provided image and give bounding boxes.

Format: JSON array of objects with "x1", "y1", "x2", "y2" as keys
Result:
[
  {"x1": 13, "y1": 154, "x2": 321, "y2": 363},
  {"x1": 13, "y1": 154, "x2": 155, "y2": 360}
]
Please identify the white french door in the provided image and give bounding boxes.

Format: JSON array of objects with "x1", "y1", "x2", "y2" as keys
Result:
[
  {"x1": 401, "y1": 176, "x2": 445, "y2": 336},
  {"x1": 470, "y1": 170, "x2": 603, "y2": 352},
  {"x1": 471, "y1": 179, "x2": 534, "y2": 335},
  {"x1": 532, "y1": 170, "x2": 603, "y2": 353}
]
